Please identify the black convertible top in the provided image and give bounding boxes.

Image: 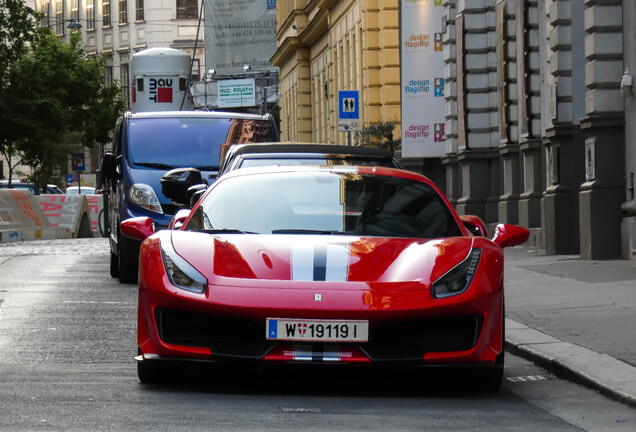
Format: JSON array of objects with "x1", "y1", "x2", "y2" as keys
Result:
[{"x1": 229, "y1": 143, "x2": 395, "y2": 158}]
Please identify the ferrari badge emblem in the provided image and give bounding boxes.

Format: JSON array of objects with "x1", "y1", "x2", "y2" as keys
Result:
[{"x1": 314, "y1": 294, "x2": 322, "y2": 302}]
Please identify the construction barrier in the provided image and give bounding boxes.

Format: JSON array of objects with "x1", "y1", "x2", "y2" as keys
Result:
[
  {"x1": 0, "y1": 190, "x2": 72, "y2": 242},
  {"x1": 85, "y1": 194, "x2": 105, "y2": 234},
  {"x1": 37, "y1": 194, "x2": 93, "y2": 239}
]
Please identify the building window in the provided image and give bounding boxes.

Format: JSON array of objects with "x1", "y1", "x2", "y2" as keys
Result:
[
  {"x1": 70, "y1": 0, "x2": 79, "y2": 21},
  {"x1": 105, "y1": 66, "x2": 113, "y2": 85},
  {"x1": 191, "y1": 58, "x2": 200, "y2": 82},
  {"x1": 87, "y1": 0, "x2": 95, "y2": 30},
  {"x1": 119, "y1": 0, "x2": 128, "y2": 24},
  {"x1": 55, "y1": 0, "x2": 64, "y2": 35},
  {"x1": 177, "y1": 0, "x2": 197, "y2": 19},
  {"x1": 40, "y1": 2, "x2": 50, "y2": 29},
  {"x1": 121, "y1": 63, "x2": 130, "y2": 108},
  {"x1": 103, "y1": 1, "x2": 111, "y2": 27},
  {"x1": 136, "y1": 0, "x2": 144, "y2": 21}
]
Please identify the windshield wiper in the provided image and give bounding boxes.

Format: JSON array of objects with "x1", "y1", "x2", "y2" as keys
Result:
[
  {"x1": 200, "y1": 228, "x2": 257, "y2": 234},
  {"x1": 134, "y1": 162, "x2": 176, "y2": 169},
  {"x1": 271, "y1": 229, "x2": 349, "y2": 235}
]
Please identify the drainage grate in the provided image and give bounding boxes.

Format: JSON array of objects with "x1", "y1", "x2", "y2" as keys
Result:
[{"x1": 506, "y1": 375, "x2": 550, "y2": 383}]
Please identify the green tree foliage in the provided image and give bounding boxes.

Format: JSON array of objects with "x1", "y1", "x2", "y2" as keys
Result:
[
  {"x1": 0, "y1": 0, "x2": 40, "y2": 80},
  {"x1": 0, "y1": 0, "x2": 41, "y2": 184},
  {"x1": 0, "y1": 2, "x2": 126, "y2": 186},
  {"x1": 358, "y1": 120, "x2": 401, "y2": 155}
]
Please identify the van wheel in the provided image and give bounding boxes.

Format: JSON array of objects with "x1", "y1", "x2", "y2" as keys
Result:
[
  {"x1": 118, "y1": 252, "x2": 138, "y2": 284},
  {"x1": 109, "y1": 251, "x2": 119, "y2": 278},
  {"x1": 117, "y1": 228, "x2": 138, "y2": 284}
]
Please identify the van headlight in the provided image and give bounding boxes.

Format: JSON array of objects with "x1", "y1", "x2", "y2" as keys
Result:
[
  {"x1": 129, "y1": 183, "x2": 163, "y2": 214},
  {"x1": 160, "y1": 238, "x2": 207, "y2": 293},
  {"x1": 431, "y1": 248, "x2": 482, "y2": 298}
]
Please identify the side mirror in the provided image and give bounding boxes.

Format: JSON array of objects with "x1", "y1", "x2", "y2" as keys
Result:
[
  {"x1": 101, "y1": 152, "x2": 118, "y2": 179},
  {"x1": 169, "y1": 209, "x2": 191, "y2": 230},
  {"x1": 185, "y1": 183, "x2": 208, "y2": 208},
  {"x1": 160, "y1": 168, "x2": 204, "y2": 205},
  {"x1": 459, "y1": 215, "x2": 488, "y2": 237},
  {"x1": 190, "y1": 188, "x2": 206, "y2": 208},
  {"x1": 120, "y1": 217, "x2": 155, "y2": 241},
  {"x1": 491, "y1": 223, "x2": 529, "y2": 248}
]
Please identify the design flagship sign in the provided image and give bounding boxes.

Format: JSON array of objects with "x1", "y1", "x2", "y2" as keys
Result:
[{"x1": 400, "y1": 0, "x2": 445, "y2": 158}]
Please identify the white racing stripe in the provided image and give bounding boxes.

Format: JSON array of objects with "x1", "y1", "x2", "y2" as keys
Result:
[
  {"x1": 291, "y1": 243, "x2": 314, "y2": 281},
  {"x1": 292, "y1": 241, "x2": 350, "y2": 282}
]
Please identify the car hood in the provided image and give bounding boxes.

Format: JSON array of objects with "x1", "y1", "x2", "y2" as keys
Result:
[
  {"x1": 128, "y1": 167, "x2": 215, "y2": 204},
  {"x1": 170, "y1": 232, "x2": 475, "y2": 285}
]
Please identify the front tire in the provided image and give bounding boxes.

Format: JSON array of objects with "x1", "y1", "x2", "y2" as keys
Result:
[
  {"x1": 477, "y1": 302, "x2": 506, "y2": 392},
  {"x1": 475, "y1": 361, "x2": 504, "y2": 392},
  {"x1": 109, "y1": 251, "x2": 119, "y2": 278},
  {"x1": 137, "y1": 361, "x2": 164, "y2": 384}
]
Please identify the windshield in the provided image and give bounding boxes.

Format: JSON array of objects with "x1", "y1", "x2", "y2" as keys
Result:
[
  {"x1": 127, "y1": 117, "x2": 276, "y2": 169},
  {"x1": 186, "y1": 171, "x2": 463, "y2": 239}
]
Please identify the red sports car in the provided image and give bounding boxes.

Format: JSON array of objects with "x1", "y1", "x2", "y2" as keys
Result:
[{"x1": 123, "y1": 165, "x2": 528, "y2": 390}]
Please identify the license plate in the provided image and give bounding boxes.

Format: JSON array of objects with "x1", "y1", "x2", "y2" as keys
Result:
[{"x1": 266, "y1": 318, "x2": 369, "y2": 342}]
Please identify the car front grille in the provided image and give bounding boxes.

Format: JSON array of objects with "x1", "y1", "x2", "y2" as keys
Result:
[
  {"x1": 361, "y1": 315, "x2": 484, "y2": 361},
  {"x1": 155, "y1": 308, "x2": 274, "y2": 359},
  {"x1": 155, "y1": 309, "x2": 484, "y2": 362}
]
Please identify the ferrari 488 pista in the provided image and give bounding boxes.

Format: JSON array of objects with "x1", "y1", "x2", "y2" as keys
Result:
[{"x1": 123, "y1": 165, "x2": 529, "y2": 391}]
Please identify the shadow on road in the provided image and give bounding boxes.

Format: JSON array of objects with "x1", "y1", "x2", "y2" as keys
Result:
[{"x1": 137, "y1": 362, "x2": 495, "y2": 398}]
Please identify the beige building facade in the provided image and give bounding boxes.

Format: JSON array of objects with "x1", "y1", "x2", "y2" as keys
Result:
[{"x1": 271, "y1": 0, "x2": 401, "y2": 147}]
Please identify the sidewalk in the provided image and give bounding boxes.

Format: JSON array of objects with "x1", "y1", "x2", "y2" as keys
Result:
[{"x1": 503, "y1": 247, "x2": 636, "y2": 408}]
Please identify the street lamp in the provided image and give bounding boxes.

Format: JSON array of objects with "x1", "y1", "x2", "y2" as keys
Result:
[{"x1": 67, "y1": 18, "x2": 82, "y2": 30}]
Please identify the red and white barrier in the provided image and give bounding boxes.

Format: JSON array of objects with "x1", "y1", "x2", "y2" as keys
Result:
[
  {"x1": 37, "y1": 194, "x2": 93, "y2": 239},
  {"x1": 0, "y1": 190, "x2": 71, "y2": 242}
]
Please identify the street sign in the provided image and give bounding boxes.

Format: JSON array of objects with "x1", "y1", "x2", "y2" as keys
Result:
[
  {"x1": 338, "y1": 90, "x2": 360, "y2": 131},
  {"x1": 218, "y1": 78, "x2": 256, "y2": 108},
  {"x1": 71, "y1": 153, "x2": 85, "y2": 172}
]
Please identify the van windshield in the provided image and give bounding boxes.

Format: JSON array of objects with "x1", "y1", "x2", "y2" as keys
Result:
[{"x1": 127, "y1": 117, "x2": 276, "y2": 169}]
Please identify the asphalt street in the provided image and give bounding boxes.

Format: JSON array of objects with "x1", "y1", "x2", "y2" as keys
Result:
[{"x1": 0, "y1": 237, "x2": 634, "y2": 431}]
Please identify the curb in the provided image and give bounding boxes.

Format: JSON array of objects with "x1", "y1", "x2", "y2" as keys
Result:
[{"x1": 505, "y1": 318, "x2": 636, "y2": 409}]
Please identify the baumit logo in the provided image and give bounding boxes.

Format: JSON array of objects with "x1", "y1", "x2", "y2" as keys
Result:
[{"x1": 149, "y1": 78, "x2": 173, "y2": 103}]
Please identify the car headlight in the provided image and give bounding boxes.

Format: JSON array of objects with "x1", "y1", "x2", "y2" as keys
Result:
[
  {"x1": 431, "y1": 248, "x2": 482, "y2": 298},
  {"x1": 129, "y1": 183, "x2": 163, "y2": 214},
  {"x1": 160, "y1": 238, "x2": 207, "y2": 293}
]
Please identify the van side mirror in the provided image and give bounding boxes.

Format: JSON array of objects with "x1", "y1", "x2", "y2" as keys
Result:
[
  {"x1": 186, "y1": 183, "x2": 208, "y2": 208},
  {"x1": 102, "y1": 152, "x2": 118, "y2": 179},
  {"x1": 160, "y1": 168, "x2": 205, "y2": 205}
]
